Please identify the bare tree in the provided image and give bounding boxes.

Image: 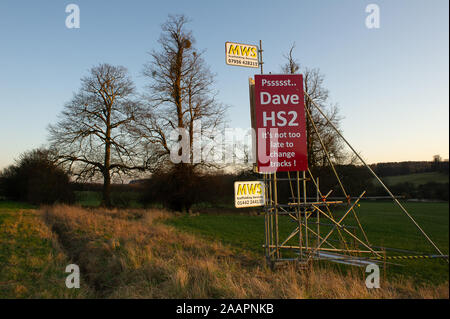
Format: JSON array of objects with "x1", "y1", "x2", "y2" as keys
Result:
[
  {"x1": 282, "y1": 43, "x2": 349, "y2": 168},
  {"x1": 48, "y1": 63, "x2": 145, "y2": 206},
  {"x1": 130, "y1": 15, "x2": 227, "y2": 212},
  {"x1": 136, "y1": 14, "x2": 227, "y2": 171}
]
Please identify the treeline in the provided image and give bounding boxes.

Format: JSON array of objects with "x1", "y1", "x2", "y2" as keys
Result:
[
  {"x1": 1, "y1": 150, "x2": 448, "y2": 207},
  {"x1": 370, "y1": 160, "x2": 449, "y2": 176},
  {"x1": 135, "y1": 164, "x2": 449, "y2": 206},
  {"x1": 378, "y1": 182, "x2": 449, "y2": 201},
  {"x1": 2, "y1": 153, "x2": 446, "y2": 209},
  {"x1": 92, "y1": 163, "x2": 449, "y2": 207}
]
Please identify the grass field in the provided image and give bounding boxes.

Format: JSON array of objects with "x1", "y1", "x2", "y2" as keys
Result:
[
  {"x1": 75, "y1": 191, "x2": 143, "y2": 208},
  {"x1": 165, "y1": 201, "x2": 449, "y2": 284},
  {"x1": 0, "y1": 202, "x2": 92, "y2": 298},
  {"x1": 0, "y1": 201, "x2": 448, "y2": 298},
  {"x1": 75, "y1": 191, "x2": 102, "y2": 207},
  {"x1": 377, "y1": 172, "x2": 448, "y2": 186}
]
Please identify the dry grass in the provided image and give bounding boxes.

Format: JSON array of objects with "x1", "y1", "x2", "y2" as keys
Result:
[{"x1": 40, "y1": 205, "x2": 449, "y2": 299}]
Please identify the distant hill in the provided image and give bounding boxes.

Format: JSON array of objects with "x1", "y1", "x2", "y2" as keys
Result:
[{"x1": 377, "y1": 171, "x2": 449, "y2": 187}]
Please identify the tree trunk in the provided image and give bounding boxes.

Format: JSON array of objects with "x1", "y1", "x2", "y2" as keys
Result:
[
  {"x1": 102, "y1": 113, "x2": 112, "y2": 207},
  {"x1": 102, "y1": 169, "x2": 111, "y2": 207},
  {"x1": 102, "y1": 139, "x2": 112, "y2": 207}
]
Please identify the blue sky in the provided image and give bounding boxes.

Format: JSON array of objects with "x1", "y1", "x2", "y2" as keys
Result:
[{"x1": 0, "y1": 0, "x2": 448, "y2": 169}]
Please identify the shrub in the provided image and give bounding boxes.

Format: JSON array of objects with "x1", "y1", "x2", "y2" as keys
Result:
[
  {"x1": 0, "y1": 149, "x2": 74, "y2": 205},
  {"x1": 417, "y1": 182, "x2": 449, "y2": 201},
  {"x1": 142, "y1": 164, "x2": 203, "y2": 212}
]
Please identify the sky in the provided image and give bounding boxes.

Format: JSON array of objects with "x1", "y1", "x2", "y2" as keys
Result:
[{"x1": 0, "y1": 0, "x2": 448, "y2": 170}]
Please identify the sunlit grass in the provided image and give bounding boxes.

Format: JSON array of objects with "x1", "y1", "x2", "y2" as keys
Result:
[
  {"x1": 1, "y1": 202, "x2": 447, "y2": 298},
  {"x1": 0, "y1": 209, "x2": 92, "y2": 298},
  {"x1": 36, "y1": 205, "x2": 448, "y2": 298}
]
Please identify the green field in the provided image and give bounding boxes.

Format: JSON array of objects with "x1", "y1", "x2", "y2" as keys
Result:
[
  {"x1": 75, "y1": 191, "x2": 143, "y2": 208},
  {"x1": 0, "y1": 201, "x2": 36, "y2": 210},
  {"x1": 0, "y1": 202, "x2": 92, "y2": 298},
  {"x1": 165, "y1": 201, "x2": 449, "y2": 284},
  {"x1": 75, "y1": 191, "x2": 102, "y2": 207},
  {"x1": 377, "y1": 172, "x2": 448, "y2": 186}
]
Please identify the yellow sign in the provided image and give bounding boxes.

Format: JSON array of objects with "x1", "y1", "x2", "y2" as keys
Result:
[
  {"x1": 225, "y1": 42, "x2": 259, "y2": 68},
  {"x1": 234, "y1": 181, "x2": 265, "y2": 208}
]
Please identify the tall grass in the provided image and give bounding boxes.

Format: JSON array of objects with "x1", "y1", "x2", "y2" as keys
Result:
[{"x1": 40, "y1": 205, "x2": 448, "y2": 298}]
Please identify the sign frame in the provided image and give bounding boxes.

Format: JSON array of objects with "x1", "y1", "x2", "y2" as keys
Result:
[
  {"x1": 234, "y1": 181, "x2": 265, "y2": 208},
  {"x1": 225, "y1": 41, "x2": 259, "y2": 69},
  {"x1": 254, "y1": 74, "x2": 308, "y2": 173}
]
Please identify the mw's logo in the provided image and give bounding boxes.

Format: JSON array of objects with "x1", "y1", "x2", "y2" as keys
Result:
[
  {"x1": 228, "y1": 44, "x2": 257, "y2": 58},
  {"x1": 237, "y1": 183, "x2": 262, "y2": 196}
]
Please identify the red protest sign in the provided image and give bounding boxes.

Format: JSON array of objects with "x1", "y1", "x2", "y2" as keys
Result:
[{"x1": 254, "y1": 74, "x2": 308, "y2": 172}]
